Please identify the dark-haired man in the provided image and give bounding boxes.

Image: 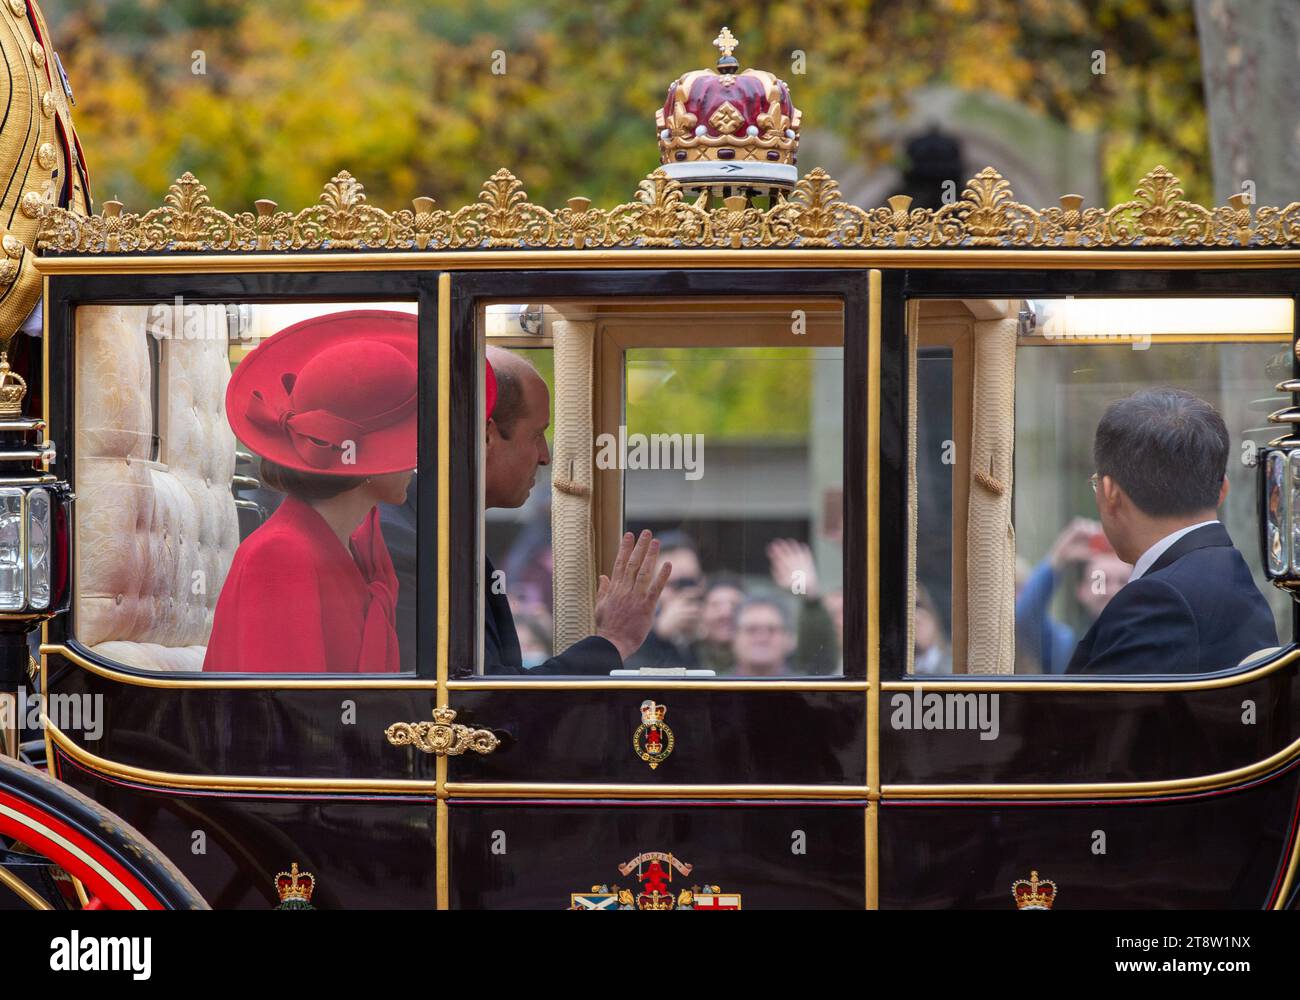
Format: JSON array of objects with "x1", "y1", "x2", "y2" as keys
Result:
[
  {"x1": 1066, "y1": 388, "x2": 1276, "y2": 675},
  {"x1": 382, "y1": 347, "x2": 670, "y2": 674}
]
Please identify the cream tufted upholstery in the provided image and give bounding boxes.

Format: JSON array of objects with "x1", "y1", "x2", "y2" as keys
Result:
[{"x1": 74, "y1": 306, "x2": 240, "y2": 671}]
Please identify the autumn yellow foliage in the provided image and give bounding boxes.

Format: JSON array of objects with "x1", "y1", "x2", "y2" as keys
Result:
[{"x1": 47, "y1": 0, "x2": 1208, "y2": 214}]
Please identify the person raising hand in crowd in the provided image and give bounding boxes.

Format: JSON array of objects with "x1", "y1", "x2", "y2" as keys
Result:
[{"x1": 766, "y1": 538, "x2": 841, "y2": 675}]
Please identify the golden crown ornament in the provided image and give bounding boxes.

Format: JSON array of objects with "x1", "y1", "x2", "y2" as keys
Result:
[
  {"x1": 274, "y1": 862, "x2": 316, "y2": 910},
  {"x1": 1012, "y1": 870, "x2": 1058, "y2": 911},
  {"x1": 0, "y1": 353, "x2": 26, "y2": 417},
  {"x1": 654, "y1": 26, "x2": 802, "y2": 195}
]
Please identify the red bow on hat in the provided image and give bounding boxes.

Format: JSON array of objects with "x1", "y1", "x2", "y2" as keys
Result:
[
  {"x1": 226, "y1": 310, "x2": 500, "y2": 476},
  {"x1": 225, "y1": 311, "x2": 419, "y2": 477},
  {"x1": 245, "y1": 376, "x2": 416, "y2": 470}
]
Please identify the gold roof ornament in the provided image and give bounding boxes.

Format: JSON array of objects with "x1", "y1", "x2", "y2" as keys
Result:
[
  {"x1": 0, "y1": 354, "x2": 27, "y2": 417},
  {"x1": 32, "y1": 164, "x2": 1300, "y2": 253},
  {"x1": 655, "y1": 26, "x2": 802, "y2": 193}
]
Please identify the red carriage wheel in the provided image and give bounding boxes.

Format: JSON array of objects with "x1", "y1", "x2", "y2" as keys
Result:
[{"x1": 0, "y1": 752, "x2": 207, "y2": 910}]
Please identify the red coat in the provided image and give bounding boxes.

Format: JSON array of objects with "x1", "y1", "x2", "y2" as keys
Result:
[{"x1": 203, "y1": 496, "x2": 400, "y2": 673}]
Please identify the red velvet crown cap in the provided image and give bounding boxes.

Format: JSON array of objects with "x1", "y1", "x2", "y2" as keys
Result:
[
  {"x1": 226, "y1": 310, "x2": 419, "y2": 476},
  {"x1": 661, "y1": 70, "x2": 796, "y2": 145}
]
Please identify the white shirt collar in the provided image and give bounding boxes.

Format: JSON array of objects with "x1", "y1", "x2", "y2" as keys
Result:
[{"x1": 1129, "y1": 520, "x2": 1220, "y2": 581}]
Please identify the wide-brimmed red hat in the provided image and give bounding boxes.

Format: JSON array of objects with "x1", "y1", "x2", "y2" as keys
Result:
[{"x1": 227, "y1": 310, "x2": 420, "y2": 476}]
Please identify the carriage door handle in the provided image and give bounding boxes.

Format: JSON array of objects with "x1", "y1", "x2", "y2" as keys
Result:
[{"x1": 384, "y1": 706, "x2": 500, "y2": 756}]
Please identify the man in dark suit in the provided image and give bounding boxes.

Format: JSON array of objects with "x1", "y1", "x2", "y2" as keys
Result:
[
  {"x1": 1066, "y1": 388, "x2": 1277, "y2": 675},
  {"x1": 383, "y1": 348, "x2": 669, "y2": 675}
]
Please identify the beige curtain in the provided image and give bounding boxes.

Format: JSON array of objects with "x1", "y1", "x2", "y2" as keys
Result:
[
  {"x1": 549, "y1": 318, "x2": 597, "y2": 653},
  {"x1": 965, "y1": 316, "x2": 1018, "y2": 674},
  {"x1": 905, "y1": 300, "x2": 920, "y2": 673}
]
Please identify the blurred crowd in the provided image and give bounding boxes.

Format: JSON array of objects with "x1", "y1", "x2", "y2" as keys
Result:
[
  {"x1": 1013, "y1": 517, "x2": 1129, "y2": 674},
  {"x1": 506, "y1": 532, "x2": 844, "y2": 676},
  {"x1": 501, "y1": 517, "x2": 1129, "y2": 676}
]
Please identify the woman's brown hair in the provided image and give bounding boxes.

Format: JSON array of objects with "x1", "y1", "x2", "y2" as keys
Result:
[{"x1": 260, "y1": 458, "x2": 367, "y2": 501}]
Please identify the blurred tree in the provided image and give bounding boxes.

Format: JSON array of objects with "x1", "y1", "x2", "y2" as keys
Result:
[
  {"x1": 628, "y1": 349, "x2": 816, "y2": 443},
  {"x1": 1195, "y1": 0, "x2": 1300, "y2": 207},
  {"x1": 47, "y1": 0, "x2": 1210, "y2": 212}
]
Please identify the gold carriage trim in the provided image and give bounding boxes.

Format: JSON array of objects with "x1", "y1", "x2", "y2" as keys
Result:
[
  {"x1": 384, "y1": 706, "x2": 501, "y2": 757},
  {"x1": 34, "y1": 165, "x2": 1300, "y2": 253}
]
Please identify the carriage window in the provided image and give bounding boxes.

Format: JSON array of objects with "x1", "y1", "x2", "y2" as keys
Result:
[
  {"x1": 73, "y1": 301, "x2": 420, "y2": 675},
  {"x1": 910, "y1": 296, "x2": 1293, "y2": 677},
  {"x1": 480, "y1": 300, "x2": 845, "y2": 678}
]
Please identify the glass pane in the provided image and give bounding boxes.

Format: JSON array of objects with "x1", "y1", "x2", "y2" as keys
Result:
[
  {"x1": 479, "y1": 300, "x2": 845, "y2": 678},
  {"x1": 915, "y1": 347, "x2": 954, "y2": 671},
  {"x1": 623, "y1": 346, "x2": 844, "y2": 677},
  {"x1": 1264, "y1": 450, "x2": 1285, "y2": 576},
  {"x1": 912, "y1": 296, "x2": 1291, "y2": 678},
  {"x1": 27, "y1": 487, "x2": 51, "y2": 611},
  {"x1": 0, "y1": 489, "x2": 23, "y2": 611},
  {"x1": 74, "y1": 301, "x2": 420, "y2": 675}
]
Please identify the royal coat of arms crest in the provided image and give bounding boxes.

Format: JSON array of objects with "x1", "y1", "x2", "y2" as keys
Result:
[{"x1": 568, "y1": 852, "x2": 741, "y2": 910}]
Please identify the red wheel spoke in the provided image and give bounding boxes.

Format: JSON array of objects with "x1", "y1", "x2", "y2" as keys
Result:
[{"x1": 83, "y1": 894, "x2": 105, "y2": 910}]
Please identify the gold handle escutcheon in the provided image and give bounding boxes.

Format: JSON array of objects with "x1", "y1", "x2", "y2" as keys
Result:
[{"x1": 384, "y1": 706, "x2": 500, "y2": 757}]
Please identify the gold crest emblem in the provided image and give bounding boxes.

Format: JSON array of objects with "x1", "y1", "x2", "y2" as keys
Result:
[
  {"x1": 632, "y1": 700, "x2": 674, "y2": 770},
  {"x1": 1012, "y1": 870, "x2": 1057, "y2": 910}
]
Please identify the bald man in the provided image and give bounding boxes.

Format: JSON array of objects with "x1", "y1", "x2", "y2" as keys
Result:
[{"x1": 382, "y1": 348, "x2": 669, "y2": 674}]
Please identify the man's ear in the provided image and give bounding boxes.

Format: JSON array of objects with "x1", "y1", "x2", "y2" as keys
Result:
[
  {"x1": 1099, "y1": 474, "x2": 1124, "y2": 515},
  {"x1": 1218, "y1": 474, "x2": 1230, "y2": 507}
]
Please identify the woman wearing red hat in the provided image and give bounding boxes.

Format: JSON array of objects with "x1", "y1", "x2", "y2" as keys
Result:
[{"x1": 203, "y1": 310, "x2": 454, "y2": 674}]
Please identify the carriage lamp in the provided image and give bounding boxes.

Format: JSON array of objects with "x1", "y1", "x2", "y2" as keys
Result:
[
  {"x1": 1261, "y1": 379, "x2": 1300, "y2": 590},
  {"x1": 0, "y1": 356, "x2": 70, "y2": 618},
  {"x1": 0, "y1": 484, "x2": 67, "y2": 613},
  {"x1": 0, "y1": 345, "x2": 71, "y2": 759}
]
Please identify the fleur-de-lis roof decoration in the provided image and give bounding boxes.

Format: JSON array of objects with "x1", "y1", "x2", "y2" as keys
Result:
[{"x1": 32, "y1": 164, "x2": 1300, "y2": 253}]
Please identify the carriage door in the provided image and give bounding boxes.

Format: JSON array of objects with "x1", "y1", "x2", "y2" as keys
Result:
[
  {"x1": 43, "y1": 271, "x2": 453, "y2": 910},
  {"x1": 430, "y1": 269, "x2": 888, "y2": 909},
  {"x1": 880, "y1": 272, "x2": 1300, "y2": 909}
]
